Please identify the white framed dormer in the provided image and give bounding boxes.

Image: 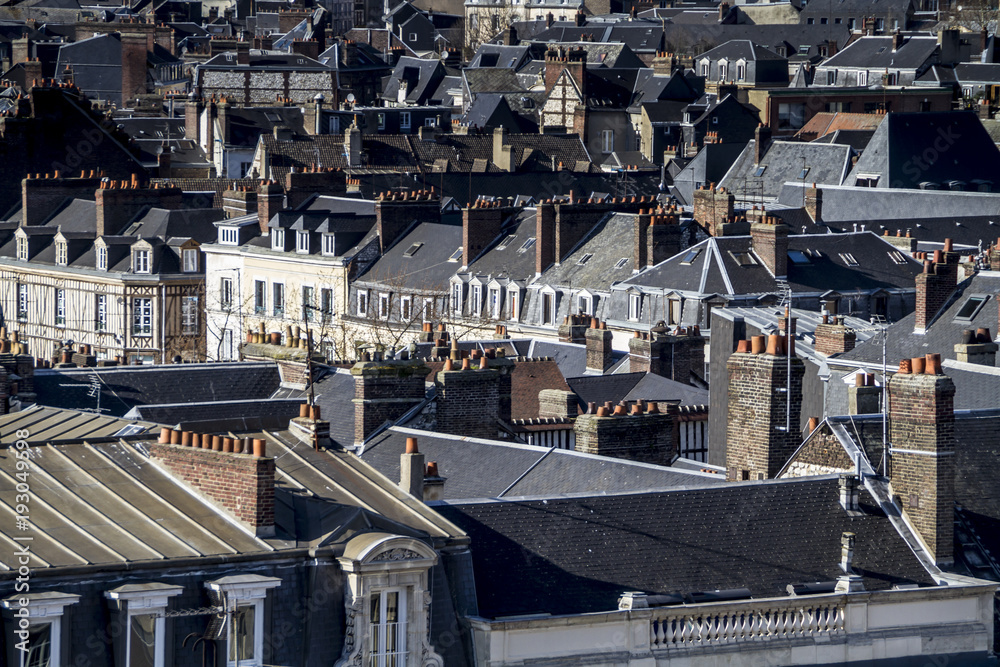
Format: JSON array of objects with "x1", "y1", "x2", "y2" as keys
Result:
[
  {"x1": 96, "y1": 241, "x2": 108, "y2": 271},
  {"x1": 577, "y1": 289, "x2": 595, "y2": 317},
  {"x1": 15, "y1": 229, "x2": 28, "y2": 262},
  {"x1": 539, "y1": 285, "x2": 558, "y2": 326},
  {"x1": 322, "y1": 233, "x2": 336, "y2": 256},
  {"x1": 105, "y1": 583, "x2": 183, "y2": 667},
  {"x1": 335, "y1": 534, "x2": 443, "y2": 667},
  {"x1": 205, "y1": 575, "x2": 281, "y2": 667},
  {"x1": 487, "y1": 279, "x2": 505, "y2": 320},
  {"x1": 271, "y1": 228, "x2": 286, "y2": 251},
  {"x1": 449, "y1": 278, "x2": 464, "y2": 317},
  {"x1": 469, "y1": 276, "x2": 487, "y2": 318},
  {"x1": 54, "y1": 234, "x2": 68, "y2": 266},
  {"x1": 296, "y1": 230, "x2": 310, "y2": 254},
  {"x1": 508, "y1": 285, "x2": 524, "y2": 323},
  {"x1": 182, "y1": 242, "x2": 200, "y2": 273},
  {"x1": 132, "y1": 241, "x2": 153, "y2": 275},
  {"x1": 3, "y1": 591, "x2": 80, "y2": 667},
  {"x1": 628, "y1": 290, "x2": 642, "y2": 322},
  {"x1": 219, "y1": 226, "x2": 239, "y2": 245}
]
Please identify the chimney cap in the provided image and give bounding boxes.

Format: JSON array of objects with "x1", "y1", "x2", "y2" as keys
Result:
[{"x1": 406, "y1": 437, "x2": 419, "y2": 454}]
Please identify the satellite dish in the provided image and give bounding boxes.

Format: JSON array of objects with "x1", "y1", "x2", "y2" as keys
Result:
[{"x1": 347, "y1": 93, "x2": 356, "y2": 103}]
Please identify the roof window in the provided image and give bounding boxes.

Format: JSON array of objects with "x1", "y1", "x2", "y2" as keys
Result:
[
  {"x1": 839, "y1": 252, "x2": 859, "y2": 266},
  {"x1": 403, "y1": 242, "x2": 423, "y2": 257},
  {"x1": 955, "y1": 295, "x2": 988, "y2": 321}
]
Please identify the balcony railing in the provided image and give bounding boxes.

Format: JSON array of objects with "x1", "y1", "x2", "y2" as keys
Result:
[{"x1": 649, "y1": 599, "x2": 844, "y2": 648}]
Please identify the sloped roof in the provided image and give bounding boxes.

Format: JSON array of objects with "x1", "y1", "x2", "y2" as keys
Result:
[
  {"x1": 699, "y1": 39, "x2": 786, "y2": 62},
  {"x1": 720, "y1": 140, "x2": 853, "y2": 200},
  {"x1": 567, "y1": 371, "x2": 708, "y2": 407},
  {"x1": 435, "y1": 475, "x2": 935, "y2": 618},
  {"x1": 821, "y1": 35, "x2": 938, "y2": 70}
]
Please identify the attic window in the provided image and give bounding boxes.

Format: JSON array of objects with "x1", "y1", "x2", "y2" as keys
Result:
[
  {"x1": 403, "y1": 242, "x2": 423, "y2": 257},
  {"x1": 496, "y1": 234, "x2": 517, "y2": 250},
  {"x1": 614, "y1": 257, "x2": 629, "y2": 269},
  {"x1": 680, "y1": 249, "x2": 701, "y2": 265},
  {"x1": 887, "y1": 250, "x2": 908, "y2": 265},
  {"x1": 730, "y1": 251, "x2": 758, "y2": 266},
  {"x1": 799, "y1": 45, "x2": 810, "y2": 54},
  {"x1": 754, "y1": 166, "x2": 766, "y2": 177},
  {"x1": 839, "y1": 252, "x2": 859, "y2": 266},
  {"x1": 448, "y1": 247, "x2": 463, "y2": 262},
  {"x1": 788, "y1": 250, "x2": 810, "y2": 264},
  {"x1": 518, "y1": 237, "x2": 536, "y2": 253},
  {"x1": 798, "y1": 168, "x2": 810, "y2": 179},
  {"x1": 577, "y1": 253, "x2": 593, "y2": 265},
  {"x1": 264, "y1": 112, "x2": 282, "y2": 122},
  {"x1": 955, "y1": 295, "x2": 988, "y2": 321},
  {"x1": 876, "y1": 46, "x2": 886, "y2": 54}
]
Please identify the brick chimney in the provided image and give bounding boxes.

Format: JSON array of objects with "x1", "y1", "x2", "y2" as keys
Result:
[
  {"x1": 888, "y1": 354, "x2": 955, "y2": 566},
  {"x1": 345, "y1": 121, "x2": 362, "y2": 167},
  {"x1": 848, "y1": 372, "x2": 881, "y2": 414},
  {"x1": 645, "y1": 208, "x2": 682, "y2": 268},
  {"x1": 150, "y1": 433, "x2": 275, "y2": 536},
  {"x1": 400, "y1": 437, "x2": 425, "y2": 500},
  {"x1": 375, "y1": 190, "x2": 440, "y2": 254},
  {"x1": 543, "y1": 46, "x2": 586, "y2": 96},
  {"x1": 223, "y1": 186, "x2": 258, "y2": 219},
  {"x1": 750, "y1": 216, "x2": 789, "y2": 279},
  {"x1": 21, "y1": 171, "x2": 103, "y2": 227},
  {"x1": 813, "y1": 315, "x2": 856, "y2": 356},
  {"x1": 628, "y1": 324, "x2": 704, "y2": 384},
  {"x1": 954, "y1": 328, "x2": 997, "y2": 366},
  {"x1": 585, "y1": 318, "x2": 613, "y2": 373},
  {"x1": 633, "y1": 209, "x2": 651, "y2": 270},
  {"x1": 804, "y1": 183, "x2": 822, "y2": 222},
  {"x1": 462, "y1": 199, "x2": 513, "y2": 269},
  {"x1": 435, "y1": 355, "x2": 508, "y2": 439},
  {"x1": 914, "y1": 248, "x2": 959, "y2": 333},
  {"x1": 120, "y1": 32, "x2": 149, "y2": 104},
  {"x1": 95, "y1": 178, "x2": 183, "y2": 237},
  {"x1": 156, "y1": 143, "x2": 172, "y2": 178},
  {"x1": 185, "y1": 95, "x2": 202, "y2": 141},
  {"x1": 352, "y1": 358, "x2": 430, "y2": 446},
  {"x1": 574, "y1": 401, "x2": 677, "y2": 465},
  {"x1": 692, "y1": 185, "x2": 736, "y2": 236},
  {"x1": 726, "y1": 334, "x2": 805, "y2": 480},
  {"x1": 558, "y1": 314, "x2": 589, "y2": 344},
  {"x1": 754, "y1": 123, "x2": 772, "y2": 164},
  {"x1": 538, "y1": 389, "x2": 579, "y2": 418},
  {"x1": 652, "y1": 51, "x2": 675, "y2": 77},
  {"x1": 257, "y1": 181, "x2": 283, "y2": 233},
  {"x1": 216, "y1": 97, "x2": 232, "y2": 146}
]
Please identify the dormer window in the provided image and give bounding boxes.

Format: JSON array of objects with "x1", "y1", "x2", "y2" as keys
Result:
[
  {"x1": 296, "y1": 231, "x2": 310, "y2": 254},
  {"x1": 16, "y1": 236, "x2": 27, "y2": 261},
  {"x1": 133, "y1": 249, "x2": 150, "y2": 274},
  {"x1": 220, "y1": 227, "x2": 239, "y2": 245},
  {"x1": 56, "y1": 242, "x2": 67, "y2": 266},
  {"x1": 183, "y1": 248, "x2": 199, "y2": 272},
  {"x1": 322, "y1": 234, "x2": 336, "y2": 255},
  {"x1": 97, "y1": 246, "x2": 108, "y2": 271},
  {"x1": 272, "y1": 228, "x2": 285, "y2": 250}
]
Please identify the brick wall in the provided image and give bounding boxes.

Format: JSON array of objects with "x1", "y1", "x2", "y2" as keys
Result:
[
  {"x1": 628, "y1": 329, "x2": 703, "y2": 383},
  {"x1": 647, "y1": 217, "x2": 682, "y2": 266},
  {"x1": 149, "y1": 442, "x2": 274, "y2": 530},
  {"x1": 538, "y1": 389, "x2": 578, "y2": 419},
  {"x1": 375, "y1": 191, "x2": 439, "y2": 254},
  {"x1": 120, "y1": 33, "x2": 149, "y2": 102},
  {"x1": 463, "y1": 203, "x2": 512, "y2": 268},
  {"x1": 888, "y1": 367, "x2": 955, "y2": 565},
  {"x1": 814, "y1": 320, "x2": 856, "y2": 356},
  {"x1": 258, "y1": 182, "x2": 284, "y2": 232},
  {"x1": 535, "y1": 201, "x2": 556, "y2": 274},
  {"x1": 436, "y1": 366, "x2": 500, "y2": 439},
  {"x1": 692, "y1": 186, "x2": 734, "y2": 236},
  {"x1": 574, "y1": 408, "x2": 676, "y2": 465},
  {"x1": 726, "y1": 346, "x2": 805, "y2": 480},
  {"x1": 914, "y1": 259, "x2": 958, "y2": 332},
  {"x1": 352, "y1": 360, "x2": 429, "y2": 445},
  {"x1": 750, "y1": 218, "x2": 789, "y2": 278},
  {"x1": 21, "y1": 175, "x2": 103, "y2": 226},
  {"x1": 585, "y1": 322, "x2": 613, "y2": 373}
]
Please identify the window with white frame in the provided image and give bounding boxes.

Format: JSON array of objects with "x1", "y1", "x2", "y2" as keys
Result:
[
  {"x1": 16, "y1": 236, "x2": 27, "y2": 261},
  {"x1": 509, "y1": 291, "x2": 519, "y2": 321},
  {"x1": 378, "y1": 293, "x2": 390, "y2": 319},
  {"x1": 736, "y1": 64, "x2": 746, "y2": 80},
  {"x1": 401, "y1": 295, "x2": 412, "y2": 321},
  {"x1": 488, "y1": 288, "x2": 500, "y2": 319},
  {"x1": 55, "y1": 289, "x2": 65, "y2": 326},
  {"x1": 669, "y1": 298, "x2": 682, "y2": 325},
  {"x1": 105, "y1": 583, "x2": 182, "y2": 667},
  {"x1": 718, "y1": 61, "x2": 728, "y2": 80},
  {"x1": 321, "y1": 288, "x2": 333, "y2": 321},
  {"x1": 400, "y1": 111, "x2": 411, "y2": 130},
  {"x1": 357, "y1": 290, "x2": 369, "y2": 317},
  {"x1": 322, "y1": 234, "x2": 336, "y2": 255},
  {"x1": 601, "y1": 129, "x2": 614, "y2": 154},
  {"x1": 700, "y1": 61, "x2": 709, "y2": 77},
  {"x1": 133, "y1": 249, "x2": 150, "y2": 274},
  {"x1": 133, "y1": 298, "x2": 153, "y2": 336},
  {"x1": 205, "y1": 575, "x2": 280, "y2": 667},
  {"x1": 182, "y1": 296, "x2": 199, "y2": 335},
  {"x1": 369, "y1": 589, "x2": 406, "y2": 667},
  {"x1": 219, "y1": 227, "x2": 239, "y2": 245},
  {"x1": 472, "y1": 284, "x2": 483, "y2": 317},
  {"x1": 96, "y1": 294, "x2": 107, "y2": 331},
  {"x1": 578, "y1": 294, "x2": 592, "y2": 316},
  {"x1": 302, "y1": 286, "x2": 314, "y2": 321},
  {"x1": 858, "y1": 70, "x2": 868, "y2": 86},
  {"x1": 56, "y1": 242, "x2": 67, "y2": 266},
  {"x1": 542, "y1": 291, "x2": 555, "y2": 325},
  {"x1": 451, "y1": 283, "x2": 463, "y2": 315},
  {"x1": 628, "y1": 293, "x2": 641, "y2": 321},
  {"x1": 97, "y1": 246, "x2": 108, "y2": 271},
  {"x1": 221, "y1": 277, "x2": 234, "y2": 310},
  {"x1": 377, "y1": 113, "x2": 386, "y2": 129},
  {"x1": 2, "y1": 592, "x2": 80, "y2": 667},
  {"x1": 17, "y1": 283, "x2": 27, "y2": 320},
  {"x1": 272, "y1": 283, "x2": 284, "y2": 317},
  {"x1": 271, "y1": 228, "x2": 285, "y2": 250},
  {"x1": 423, "y1": 297, "x2": 434, "y2": 321},
  {"x1": 296, "y1": 231, "x2": 310, "y2": 254},
  {"x1": 183, "y1": 248, "x2": 199, "y2": 272}
]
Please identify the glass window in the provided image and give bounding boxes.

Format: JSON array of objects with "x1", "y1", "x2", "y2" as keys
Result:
[
  {"x1": 55, "y1": 289, "x2": 65, "y2": 326},
  {"x1": 254, "y1": 280, "x2": 266, "y2": 315},
  {"x1": 183, "y1": 248, "x2": 199, "y2": 272},
  {"x1": 601, "y1": 129, "x2": 614, "y2": 154},
  {"x1": 18, "y1": 283, "x2": 27, "y2": 320},
  {"x1": 628, "y1": 293, "x2": 641, "y2": 321},
  {"x1": 451, "y1": 283, "x2": 462, "y2": 315},
  {"x1": 777, "y1": 103, "x2": 806, "y2": 129},
  {"x1": 509, "y1": 291, "x2": 519, "y2": 321},
  {"x1": 230, "y1": 604, "x2": 256, "y2": 664},
  {"x1": 302, "y1": 286, "x2": 314, "y2": 321},
  {"x1": 578, "y1": 294, "x2": 591, "y2": 315},
  {"x1": 357, "y1": 291, "x2": 368, "y2": 316},
  {"x1": 542, "y1": 292, "x2": 554, "y2": 325},
  {"x1": 322, "y1": 234, "x2": 336, "y2": 255},
  {"x1": 858, "y1": 70, "x2": 868, "y2": 86},
  {"x1": 378, "y1": 293, "x2": 390, "y2": 319},
  {"x1": 272, "y1": 283, "x2": 284, "y2": 317},
  {"x1": 489, "y1": 288, "x2": 500, "y2": 319},
  {"x1": 128, "y1": 614, "x2": 157, "y2": 667},
  {"x1": 134, "y1": 249, "x2": 150, "y2": 274},
  {"x1": 182, "y1": 296, "x2": 198, "y2": 335},
  {"x1": 321, "y1": 288, "x2": 333, "y2": 321},
  {"x1": 400, "y1": 111, "x2": 411, "y2": 130},
  {"x1": 220, "y1": 227, "x2": 239, "y2": 245},
  {"x1": 16, "y1": 236, "x2": 27, "y2": 261},
  {"x1": 23, "y1": 623, "x2": 52, "y2": 667},
  {"x1": 96, "y1": 294, "x2": 107, "y2": 331},
  {"x1": 56, "y1": 242, "x2": 67, "y2": 266},
  {"x1": 377, "y1": 113, "x2": 385, "y2": 129},
  {"x1": 369, "y1": 590, "x2": 406, "y2": 667},
  {"x1": 133, "y1": 298, "x2": 152, "y2": 337},
  {"x1": 472, "y1": 285, "x2": 483, "y2": 317},
  {"x1": 272, "y1": 228, "x2": 285, "y2": 250},
  {"x1": 956, "y1": 295, "x2": 988, "y2": 321},
  {"x1": 221, "y1": 277, "x2": 233, "y2": 310},
  {"x1": 97, "y1": 246, "x2": 108, "y2": 270},
  {"x1": 296, "y1": 231, "x2": 310, "y2": 253}
]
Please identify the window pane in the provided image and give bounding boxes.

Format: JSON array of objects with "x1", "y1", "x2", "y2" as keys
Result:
[
  {"x1": 230, "y1": 605, "x2": 255, "y2": 661},
  {"x1": 25, "y1": 624, "x2": 51, "y2": 667},
  {"x1": 129, "y1": 614, "x2": 157, "y2": 667}
]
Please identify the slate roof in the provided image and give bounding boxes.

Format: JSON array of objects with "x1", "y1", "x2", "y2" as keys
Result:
[
  {"x1": 699, "y1": 39, "x2": 785, "y2": 62},
  {"x1": 124, "y1": 398, "x2": 305, "y2": 431},
  {"x1": 435, "y1": 476, "x2": 935, "y2": 618},
  {"x1": 720, "y1": 140, "x2": 854, "y2": 201},
  {"x1": 382, "y1": 56, "x2": 446, "y2": 105},
  {"x1": 537, "y1": 212, "x2": 647, "y2": 292},
  {"x1": 312, "y1": 369, "x2": 369, "y2": 447},
  {"x1": 671, "y1": 142, "x2": 745, "y2": 206},
  {"x1": 355, "y1": 220, "x2": 461, "y2": 291},
  {"x1": 463, "y1": 67, "x2": 525, "y2": 94},
  {"x1": 844, "y1": 112, "x2": 1000, "y2": 190},
  {"x1": 566, "y1": 372, "x2": 708, "y2": 408},
  {"x1": 820, "y1": 35, "x2": 938, "y2": 71},
  {"x1": 467, "y1": 44, "x2": 531, "y2": 69},
  {"x1": 620, "y1": 231, "x2": 922, "y2": 297},
  {"x1": 359, "y1": 426, "x2": 724, "y2": 501},
  {"x1": 33, "y1": 362, "x2": 282, "y2": 417}
]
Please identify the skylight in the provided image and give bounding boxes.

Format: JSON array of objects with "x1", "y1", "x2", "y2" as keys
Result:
[
  {"x1": 614, "y1": 257, "x2": 629, "y2": 269},
  {"x1": 496, "y1": 234, "x2": 517, "y2": 250},
  {"x1": 403, "y1": 242, "x2": 423, "y2": 257},
  {"x1": 798, "y1": 168, "x2": 810, "y2": 179},
  {"x1": 788, "y1": 250, "x2": 811, "y2": 264},
  {"x1": 518, "y1": 237, "x2": 537, "y2": 253},
  {"x1": 754, "y1": 166, "x2": 766, "y2": 177},
  {"x1": 955, "y1": 295, "x2": 988, "y2": 321},
  {"x1": 680, "y1": 249, "x2": 701, "y2": 265},
  {"x1": 448, "y1": 247, "x2": 463, "y2": 262},
  {"x1": 887, "y1": 250, "x2": 908, "y2": 265},
  {"x1": 839, "y1": 252, "x2": 859, "y2": 266},
  {"x1": 577, "y1": 253, "x2": 594, "y2": 265},
  {"x1": 731, "y1": 251, "x2": 758, "y2": 266}
]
